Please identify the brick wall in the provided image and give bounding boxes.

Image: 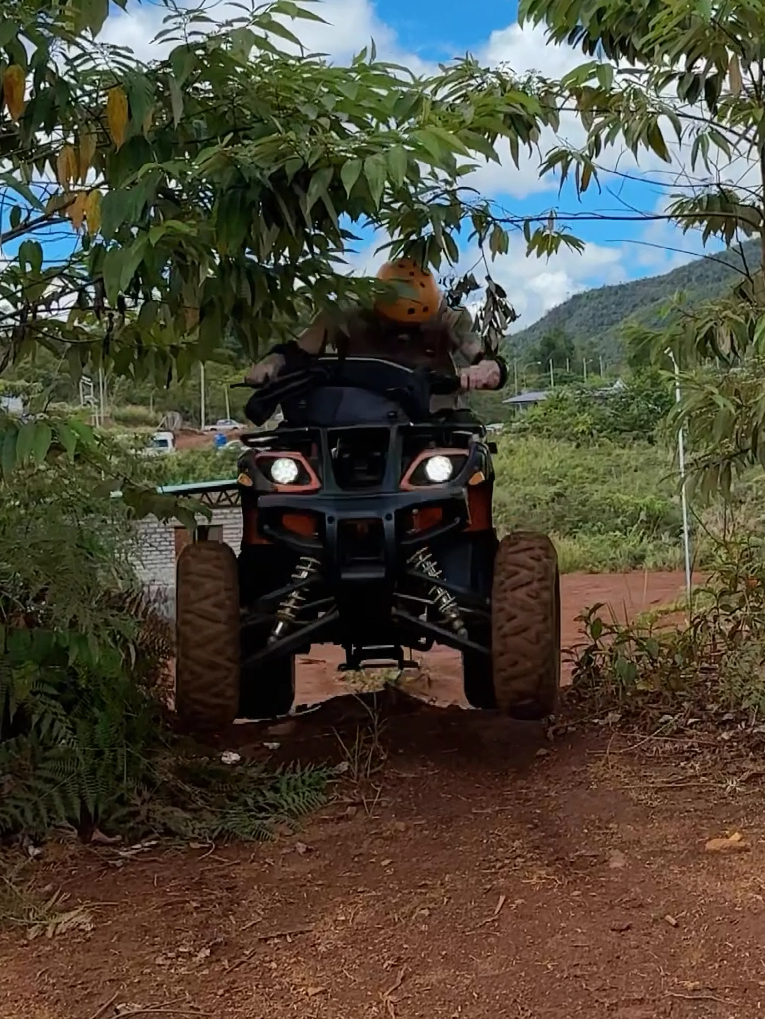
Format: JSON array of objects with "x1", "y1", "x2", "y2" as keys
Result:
[{"x1": 134, "y1": 506, "x2": 243, "y2": 619}]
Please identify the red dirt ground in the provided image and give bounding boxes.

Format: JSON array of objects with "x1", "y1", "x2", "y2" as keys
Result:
[{"x1": 5, "y1": 569, "x2": 762, "y2": 1019}]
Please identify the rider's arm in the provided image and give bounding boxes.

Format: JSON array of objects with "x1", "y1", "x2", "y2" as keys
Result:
[
  {"x1": 441, "y1": 304, "x2": 508, "y2": 390},
  {"x1": 245, "y1": 313, "x2": 338, "y2": 384}
]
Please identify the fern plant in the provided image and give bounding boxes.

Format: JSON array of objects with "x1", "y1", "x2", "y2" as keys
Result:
[{"x1": 0, "y1": 433, "x2": 329, "y2": 842}]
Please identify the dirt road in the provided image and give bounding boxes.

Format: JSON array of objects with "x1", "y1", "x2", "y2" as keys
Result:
[
  {"x1": 5, "y1": 569, "x2": 763, "y2": 1019},
  {"x1": 296, "y1": 569, "x2": 695, "y2": 704}
]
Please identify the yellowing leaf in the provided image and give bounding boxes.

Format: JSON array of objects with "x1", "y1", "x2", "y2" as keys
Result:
[
  {"x1": 68, "y1": 192, "x2": 87, "y2": 232},
  {"x1": 45, "y1": 192, "x2": 70, "y2": 216},
  {"x1": 106, "y1": 86, "x2": 129, "y2": 149},
  {"x1": 2, "y1": 64, "x2": 26, "y2": 121},
  {"x1": 728, "y1": 53, "x2": 743, "y2": 97},
  {"x1": 56, "y1": 145, "x2": 78, "y2": 190},
  {"x1": 78, "y1": 129, "x2": 98, "y2": 181},
  {"x1": 84, "y1": 190, "x2": 102, "y2": 235}
]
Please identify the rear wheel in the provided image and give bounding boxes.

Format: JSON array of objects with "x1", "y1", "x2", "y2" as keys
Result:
[
  {"x1": 491, "y1": 532, "x2": 560, "y2": 719},
  {"x1": 239, "y1": 646, "x2": 296, "y2": 720},
  {"x1": 175, "y1": 540, "x2": 240, "y2": 732},
  {"x1": 238, "y1": 546, "x2": 297, "y2": 720}
]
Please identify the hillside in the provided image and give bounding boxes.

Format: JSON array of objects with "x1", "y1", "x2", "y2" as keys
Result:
[{"x1": 510, "y1": 239, "x2": 759, "y2": 359}]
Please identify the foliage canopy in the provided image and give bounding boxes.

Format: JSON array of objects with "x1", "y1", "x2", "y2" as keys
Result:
[
  {"x1": 0, "y1": 0, "x2": 577, "y2": 393},
  {"x1": 519, "y1": 0, "x2": 765, "y2": 498}
]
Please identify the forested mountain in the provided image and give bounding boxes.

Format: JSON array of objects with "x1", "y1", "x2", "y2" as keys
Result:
[{"x1": 509, "y1": 240, "x2": 759, "y2": 360}]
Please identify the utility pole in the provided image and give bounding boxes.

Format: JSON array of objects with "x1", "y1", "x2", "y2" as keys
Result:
[
  {"x1": 513, "y1": 357, "x2": 519, "y2": 394},
  {"x1": 583, "y1": 358, "x2": 588, "y2": 382},
  {"x1": 224, "y1": 386, "x2": 231, "y2": 421},
  {"x1": 549, "y1": 358, "x2": 555, "y2": 390},
  {"x1": 200, "y1": 362, "x2": 206, "y2": 430},
  {"x1": 666, "y1": 348, "x2": 692, "y2": 606},
  {"x1": 98, "y1": 368, "x2": 106, "y2": 425},
  {"x1": 599, "y1": 354, "x2": 605, "y2": 377}
]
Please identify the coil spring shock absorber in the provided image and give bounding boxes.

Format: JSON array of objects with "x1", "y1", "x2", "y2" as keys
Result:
[
  {"x1": 408, "y1": 547, "x2": 467, "y2": 637},
  {"x1": 269, "y1": 556, "x2": 320, "y2": 643}
]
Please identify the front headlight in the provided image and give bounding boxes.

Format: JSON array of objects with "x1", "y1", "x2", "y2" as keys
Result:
[
  {"x1": 424, "y1": 455, "x2": 454, "y2": 484},
  {"x1": 270, "y1": 457, "x2": 300, "y2": 485}
]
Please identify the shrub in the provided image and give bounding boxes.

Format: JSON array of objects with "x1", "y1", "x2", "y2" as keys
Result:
[
  {"x1": 0, "y1": 430, "x2": 326, "y2": 841},
  {"x1": 492, "y1": 435, "x2": 685, "y2": 571},
  {"x1": 509, "y1": 370, "x2": 673, "y2": 444},
  {"x1": 111, "y1": 404, "x2": 160, "y2": 428},
  {"x1": 571, "y1": 534, "x2": 765, "y2": 719}
]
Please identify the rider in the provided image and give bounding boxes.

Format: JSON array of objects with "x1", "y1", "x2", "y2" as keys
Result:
[{"x1": 245, "y1": 258, "x2": 508, "y2": 416}]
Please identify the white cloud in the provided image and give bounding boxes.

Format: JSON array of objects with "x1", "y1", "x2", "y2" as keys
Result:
[
  {"x1": 472, "y1": 237, "x2": 628, "y2": 327},
  {"x1": 99, "y1": 0, "x2": 426, "y2": 68},
  {"x1": 482, "y1": 21, "x2": 582, "y2": 79}
]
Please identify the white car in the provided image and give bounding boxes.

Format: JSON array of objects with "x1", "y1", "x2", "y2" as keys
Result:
[
  {"x1": 206, "y1": 418, "x2": 240, "y2": 432},
  {"x1": 140, "y1": 431, "x2": 176, "y2": 456}
]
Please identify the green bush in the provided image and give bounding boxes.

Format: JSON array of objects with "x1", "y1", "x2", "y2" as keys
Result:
[
  {"x1": 493, "y1": 435, "x2": 686, "y2": 572},
  {"x1": 509, "y1": 370, "x2": 674, "y2": 444},
  {"x1": 111, "y1": 404, "x2": 160, "y2": 428},
  {"x1": 144, "y1": 445, "x2": 242, "y2": 486},
  {"x1": 0, "y1": 430, "x2": 326, "y2": 842}
]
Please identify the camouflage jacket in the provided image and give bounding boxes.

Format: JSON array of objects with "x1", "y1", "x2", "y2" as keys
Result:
[{"x1": 293, "y1": 300, "x2": 485, "y2": 410}]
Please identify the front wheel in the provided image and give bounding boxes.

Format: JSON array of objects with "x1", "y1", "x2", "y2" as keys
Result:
[
  {"x1": 491, "y1": 532, "x2": 560, "y2": 719},
  {"x1": 462, "y1": 532, "x2": 560, "y2": 719}
]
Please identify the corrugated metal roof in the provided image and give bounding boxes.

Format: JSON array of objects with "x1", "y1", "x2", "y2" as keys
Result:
[{"x1": 503, "y1": 390, "x2": 550, "y2": 405}]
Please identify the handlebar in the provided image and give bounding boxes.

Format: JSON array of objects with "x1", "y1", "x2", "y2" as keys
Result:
[
  {"x1": 233, "y1": 360, "x2": 461, "y2": 426},
  {"x1": 231, "y1": 366, "x2": 460, "y2": 395}
]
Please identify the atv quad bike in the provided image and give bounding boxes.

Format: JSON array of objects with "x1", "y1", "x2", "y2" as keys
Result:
[{"x1": 175, "y1": 356, "x2": 560, "y2": 729}]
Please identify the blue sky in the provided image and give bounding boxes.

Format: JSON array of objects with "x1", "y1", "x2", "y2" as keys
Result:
[{"x1": 12, "y1": 0, "x2": 728, "y2": 329}]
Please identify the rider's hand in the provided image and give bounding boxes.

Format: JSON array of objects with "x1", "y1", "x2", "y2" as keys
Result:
[
  {"x1": 460, "y1": 361, "x2": 501, "y2": 391},
  {"x1": 245, "y1": 353, "x2": 286, "y2": 385}
]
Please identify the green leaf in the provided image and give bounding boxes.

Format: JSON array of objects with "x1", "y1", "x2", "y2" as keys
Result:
[
  {"x1": 305, "y1": 166, "x2": 333, "y2": 217},
  {"x1": 364, "y1": 154, "x2": 387, "y2": 207},
  {"x1": 31, "y1": 422, "x2": 52, "y2": 464},
  {"x1": 57, "y1": 422, "x2": 77, "y2": 461},
  {"x1": 15, "y1": 421, "x2": 36, "y2": 465},
  {"x1": 387, "y1": 146, "x2": 408, "y2": 187},
  {"x1": 102, "y1": 240, "x2": 146, "y2": 305},
  {"x1": 18, "y1": 240, "x2": 43, "y2": 275},
  {"x1": 646, "y1": 122, "x2": 670, "y2": 163},
  {"x1": 412, "y1": 129, "x2": 443, "y2": 162},
  {"x1": 0, "y1": 20, "x2": 19, "y2": 48},
  {"x1": 169, "y1": 45, "x2": 196, "y2": 85},
  {"x1": 340, "y1": 158, "x2": 362, "y2": 198},
  {"x1": 1, "y1": 426, "x2": 17, "y2": 478}
]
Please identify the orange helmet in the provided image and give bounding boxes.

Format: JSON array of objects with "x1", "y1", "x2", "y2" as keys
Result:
[{"x1": 375, "y1": 258, "x2": 441, "y2": 324}]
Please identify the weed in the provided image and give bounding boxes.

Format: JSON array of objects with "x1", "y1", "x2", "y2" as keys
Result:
[
  {"x1": 0, "y1": 859, "x2": 93, "y2": 940},
  {"x1": 570, "y1": 533, "x2": 765, "y2": 722},
  {"x1": 334, "y1": 698, "x2": 387, "y2": 783}
]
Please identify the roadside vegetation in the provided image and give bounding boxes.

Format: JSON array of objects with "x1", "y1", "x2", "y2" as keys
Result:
[{"x1": 6, "y1": 0, "x2": 765, "y2": 856}]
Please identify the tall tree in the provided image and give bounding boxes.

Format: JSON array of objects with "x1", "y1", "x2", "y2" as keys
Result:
[
  {"x1": 0, "y1": 0, "x2": 573, "y2": 384},
  {"x1": 519, "y1": 0, "x2": 765, "y2": 495},
  {"x1": 535, "y1": 326, "x2": 574, "y2": 369},
  {"x1": 0, "y1": 0, "x2": 587, "y2": 469}
]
